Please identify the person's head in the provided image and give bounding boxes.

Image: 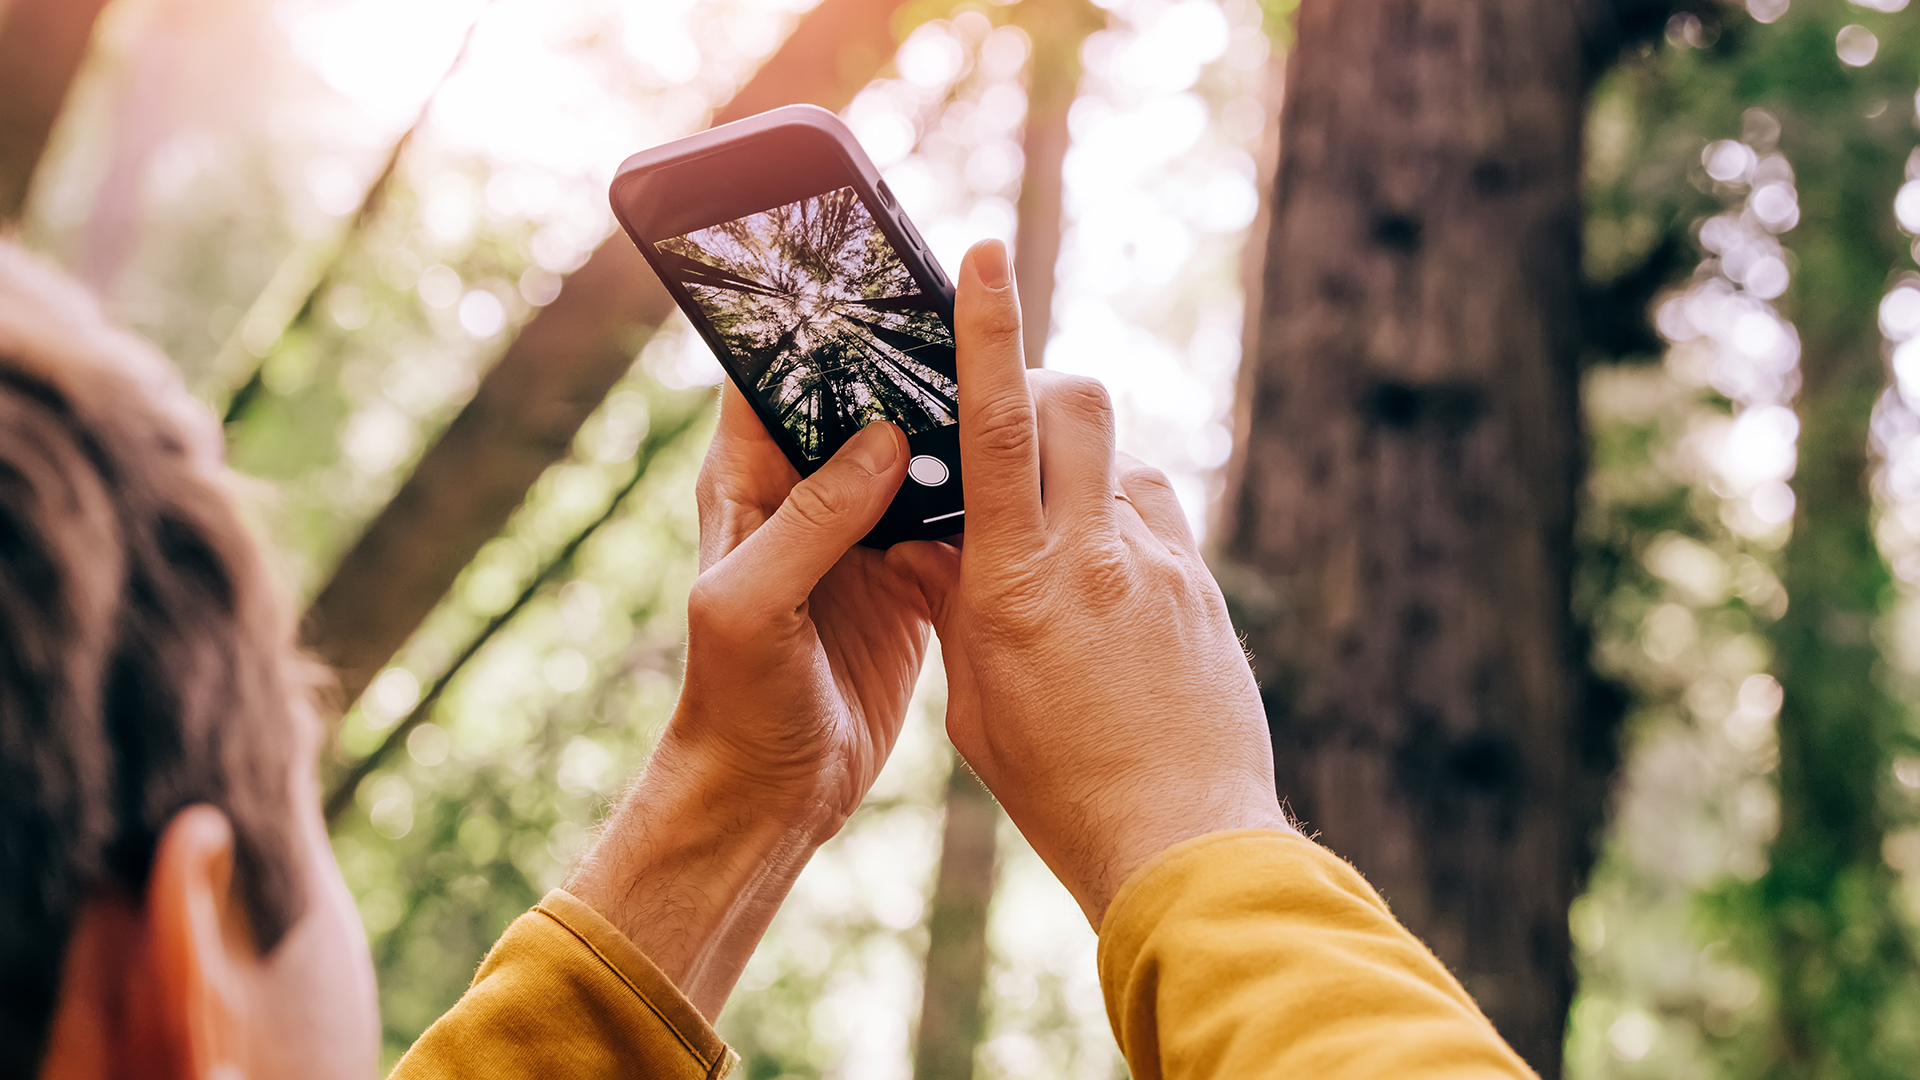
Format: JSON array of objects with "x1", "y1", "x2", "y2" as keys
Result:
[{"x1": 0, "y1": 241, "x2": 377, "y2": 1080}]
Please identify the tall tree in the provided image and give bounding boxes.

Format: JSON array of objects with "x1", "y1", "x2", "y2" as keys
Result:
[
  {"x1": 1218, "y1": 0, "x2": 1671, "y2": 1072},
  {"x1": 1713, "y1": 7, "x2": 1920, "y2": 1073},
  {"x1": 0, "y1": 0, "x2": 115, "y2": 221},
  {"x1": 1006, "y1": 0, "x2": 1097, "y2": 367},
  {"x1": 1537, "y1": 5, "x2": 1920, "y2": 1072},
  {"x1": 914, "y1": 762, "x2": 1000, "y2": 1080},
  {"x1": 300, "y1": 0, "x2": 921, "y2": 709}
]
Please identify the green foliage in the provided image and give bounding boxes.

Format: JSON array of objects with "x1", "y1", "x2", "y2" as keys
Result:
[{"x1": 1574, "y1": 1, "x2": 1920, "y2": 1076}]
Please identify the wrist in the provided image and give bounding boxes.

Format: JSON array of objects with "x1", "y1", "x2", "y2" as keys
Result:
[
  {"x1": 653, "y1": 698, "x2": 855, "y2": 843},
  {"x1": 565, "y1": 724, "x2": 830, "y2": 1016},
  {"x1": 1075, "y1": 802, "x2": 1297, "y2": 929}
]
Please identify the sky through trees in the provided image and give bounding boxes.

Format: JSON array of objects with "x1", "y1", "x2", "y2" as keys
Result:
[{"x1": 660, "y1": 186, "x2": 958, "y2": 460}]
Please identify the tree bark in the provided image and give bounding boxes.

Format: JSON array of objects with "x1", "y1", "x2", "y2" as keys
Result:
[
  {"x1": 0, "y1": 0, "x2": 115, "y2": 221},
  {"x1": 1217, "y1": 0, "x2": 1598, "y2": 1072},
  {"x1": 301, "y1": 0, "x2": 918, "y2": 708}
]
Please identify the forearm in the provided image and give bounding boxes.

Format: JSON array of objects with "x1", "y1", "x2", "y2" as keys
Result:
[{"x1": 565, "y1": 720, "x2": 830, "y2": 1019}]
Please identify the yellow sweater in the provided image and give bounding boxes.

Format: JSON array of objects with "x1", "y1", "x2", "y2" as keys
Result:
[{"x1": 391, "y1": 829, "x2": 1536, "y2": 1079}]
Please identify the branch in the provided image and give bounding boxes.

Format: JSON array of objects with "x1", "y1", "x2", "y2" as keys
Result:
[
  {"x1": 322, "y1": 400, "x2": 706, "y2": 824},
  {"x1": 214, "y1": 7, "x2": 491, "y2": 421},
  {"x1": 0, "y1": 0, "x2": 115, "y2": 220}
]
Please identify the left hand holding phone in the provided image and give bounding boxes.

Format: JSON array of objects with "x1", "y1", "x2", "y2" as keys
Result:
[
  {"x1": 567, "y1": 382, "x2": 933, "y2": 1018},
  {"x1": 676, "y1": 380, "x2": 932, "y2": 828}
]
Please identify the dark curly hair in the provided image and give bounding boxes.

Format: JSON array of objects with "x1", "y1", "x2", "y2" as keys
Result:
[{"x1": 0, "y1": 243, "x2": 309, "y2": 1078}]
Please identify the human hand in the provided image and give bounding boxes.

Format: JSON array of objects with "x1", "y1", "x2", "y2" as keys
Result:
[
  {"x1": 669, "y1": 381, "x2": 933, "y2": 829},
  {"x1": 570, "y1": 384, "x2": 931, "y2": 1015},
  {"x1": 889, "y1": 240, "x2": 1294, "y2": 929}
]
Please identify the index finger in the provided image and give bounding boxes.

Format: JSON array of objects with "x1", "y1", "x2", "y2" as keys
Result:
[{"x1": 954, "y1": 240, "x2": 1045, "y2": 555}]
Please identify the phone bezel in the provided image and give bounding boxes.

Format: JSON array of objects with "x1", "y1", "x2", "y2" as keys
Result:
[{"x1": 608, "y1": 106, "x2": 959, "y2": 491}]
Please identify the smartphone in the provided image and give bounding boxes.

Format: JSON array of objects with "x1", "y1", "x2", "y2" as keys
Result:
[{"x1": 609, "y1": 105, "x2": 963, "y2": 548}]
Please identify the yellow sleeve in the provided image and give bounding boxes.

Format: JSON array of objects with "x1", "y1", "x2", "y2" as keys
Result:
[
  {"x1": 1098, "y1": 829, "x2": 1537, "y2": 1080},
  {"x1": 389, "y1": 889, "x2": 740, "y2": 1080}
]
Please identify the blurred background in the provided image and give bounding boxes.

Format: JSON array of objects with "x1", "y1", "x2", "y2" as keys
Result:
[{"x1": 4, "y1": 0, "x2": 1920, "y2": 1075}]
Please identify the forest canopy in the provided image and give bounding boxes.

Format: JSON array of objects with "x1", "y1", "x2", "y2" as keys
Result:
[{"x1": 660, "y1": 185, "x2": 958, "y2": 459}]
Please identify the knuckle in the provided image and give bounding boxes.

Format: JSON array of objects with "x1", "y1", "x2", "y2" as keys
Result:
[
  {"x1": 970, "y1": 561, "x2": 1053, "y2": 642},
  {"x1": 783, "y1": 474, "x2": 855, "y2": 532},
  {"x1": 970, "y1": 393, "x2": 1038, "y2": 460},
  {"x1": 1159, "y1": 550, "x2": 1205, "y2": 599},
  {"x1": 977, "y1": 594, "x2": 1050, "y2": 646},
  {"x1": 693, "y1": 459, "x2": 725, "y2": 517},
  {"x1": 1067, "y1": 548, "x2": 1137, "y2": 609},
  {"x1": 1052, "y1": 374, "x2": 1114, "y2": 420},
  {"x1": 965, "y1": 297, "x2": 1023, "y2": 349},
  {"x1": 1120, "y1": 461, "x2": 1175, "y2": 496}
]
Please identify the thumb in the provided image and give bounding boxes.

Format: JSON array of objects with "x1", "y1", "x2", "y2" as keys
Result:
[{"x1": 722, "y1": 422, "x2": 908, "y2": 609}]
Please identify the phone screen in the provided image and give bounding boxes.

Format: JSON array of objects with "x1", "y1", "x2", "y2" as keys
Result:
[{"x1": 654, "y1": 186, "x2": 959, "y2": 462}]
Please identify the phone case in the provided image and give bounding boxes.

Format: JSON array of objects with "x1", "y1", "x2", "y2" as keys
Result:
[{"x1": 609, "y1": 105, "x2": 965, "y2": 548}]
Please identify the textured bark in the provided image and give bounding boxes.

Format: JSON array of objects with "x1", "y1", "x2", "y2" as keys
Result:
[
  {"x1": 301, "y1": 0, "x2": 917, "y2": 708},
  {"x1": 913, "y1": 10, "x2": 1097, "y2": 1071},
  {"x1": 0, "y1": 0, "x2": 114, "y2": 220},
  {"x1": 1218, "y1": 0, "x2": 1596, "y2": 1072}
]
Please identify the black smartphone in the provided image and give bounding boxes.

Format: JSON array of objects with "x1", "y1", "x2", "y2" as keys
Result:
[{"x1": 609, "y1": 105, "x2": 963, "y2": 548}]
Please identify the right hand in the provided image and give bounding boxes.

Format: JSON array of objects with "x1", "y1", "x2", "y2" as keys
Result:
[{"x1": 888, "y1": 240, "x2": 1294, "y2": 929}]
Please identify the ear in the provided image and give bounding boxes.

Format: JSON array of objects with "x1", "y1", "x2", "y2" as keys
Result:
[{"x1": 146, "y1": 805, "x2": 257, "y2": 1080}]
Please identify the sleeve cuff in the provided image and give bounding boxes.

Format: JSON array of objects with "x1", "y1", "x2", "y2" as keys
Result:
[
  {"x1": 391, "y1": 888, "x2": 744, "y2": 1079},
  {"x1": 533, "y1": 889, "x2": 742, "y2": 1078},
  {"x1": 1098, "y1": 828, "x2": 1340, "y2": 941}
]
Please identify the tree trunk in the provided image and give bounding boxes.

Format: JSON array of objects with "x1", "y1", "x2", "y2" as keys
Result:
[
  {"x1": 0, "y1": 0, "x2": 115, "y2": 221},
  {"x1": 1752, "y1": 55, "x2": 1917, "y2": 1074},
  {"x1": 1218, "y1": 0, "x2": 1598, "y2": 1072},
  {"x1": 300, "y1": 0, "x2": 919, "y2": 709},
  {"x1": 913, "y1": 8, "x2": 1098, "y2": 1073},
  {"x1": 1764, "y1": 325, "x2": 1912, "y2": 1077},
  {"x1": 913, "y1": 762, "x2": 1000, "y2": 1080},
  {"x1": 1007, "y1": 0, "x2": 1098, "y2": 369}
]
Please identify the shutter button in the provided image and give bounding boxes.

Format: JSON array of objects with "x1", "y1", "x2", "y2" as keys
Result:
[{"x1": 907, "y1": 455, "x2": 950, "y2": 486}]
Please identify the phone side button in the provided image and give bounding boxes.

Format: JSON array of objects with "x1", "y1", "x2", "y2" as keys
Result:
[{"x1": 907, "y1": 455, "x2": 950, "y2": 486}]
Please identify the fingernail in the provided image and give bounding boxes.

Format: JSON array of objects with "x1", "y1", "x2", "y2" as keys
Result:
[
  {"x1": 849, "y1": 422, "x2": 901, "y2": 473},
  {"x1": 974, "y1": 239, "x2": 1010, "y2": 289}
]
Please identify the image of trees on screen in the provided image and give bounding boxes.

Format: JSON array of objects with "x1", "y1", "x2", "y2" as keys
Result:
[{"x1": 659, "y1": 186, "x2": 958, "y2": 460}]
